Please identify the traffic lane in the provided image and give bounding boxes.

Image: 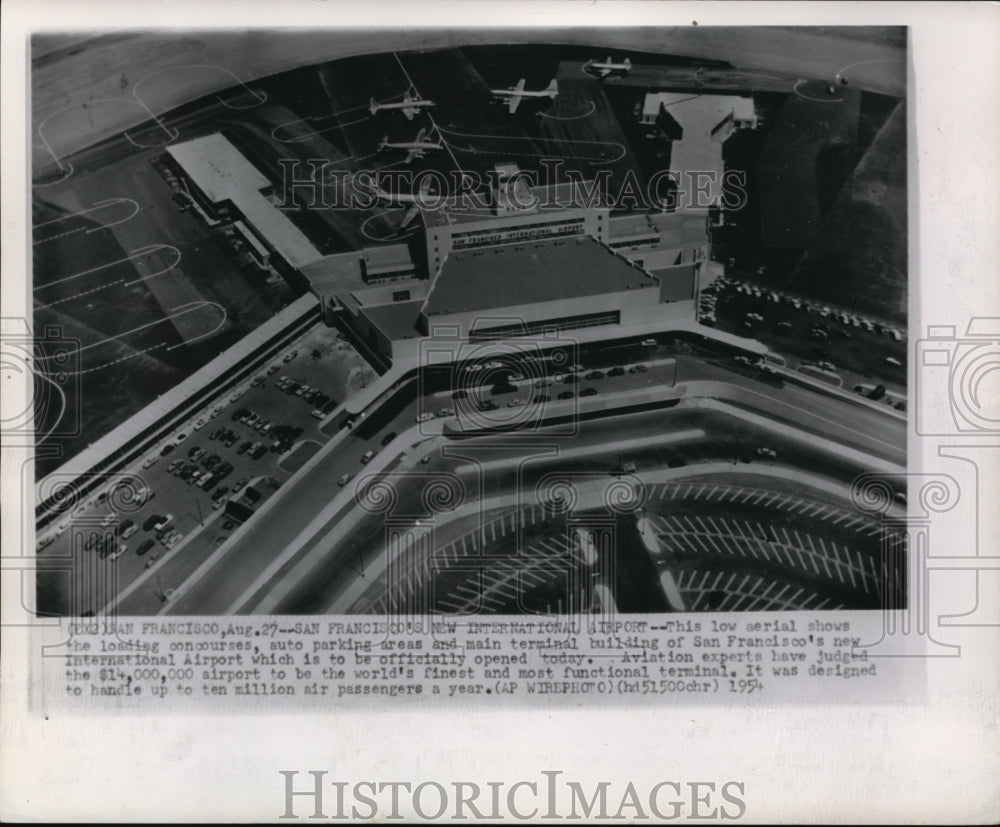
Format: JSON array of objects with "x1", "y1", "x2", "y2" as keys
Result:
[
  {"x1": 440, "y1": 350, "x2": 902, "y2": 463},
  {"x1": 262, "y1": 405, "x2": 878, "y2": 614},
  {"x1": 75, "y1": 341, "x2": 895, "y2": 612},
  {"x1": 673, "y1": 355, "x2": 905, "y2": 458},
  {"x1": 727, "y1": 377, "x2": 904, "y2": 463},
  {"x1": 159, "y1": 344, "x2": 899, "y2": 614}
]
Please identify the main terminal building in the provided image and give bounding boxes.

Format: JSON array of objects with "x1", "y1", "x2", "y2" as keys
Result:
[{"x1": 167, "y1": 134, "x2": 713, "y2": 365}]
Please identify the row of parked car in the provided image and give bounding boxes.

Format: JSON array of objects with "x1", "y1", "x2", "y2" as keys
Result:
[
  {"x1": 275, "y1": 375, "x2": 335, "y2": 414},
  {"x1": 727, "y1": 280, "x2": 905, "y2": 341}
]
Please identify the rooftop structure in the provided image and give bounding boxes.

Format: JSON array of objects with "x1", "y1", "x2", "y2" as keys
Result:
[
  {"x1": 420, "y1": 164, "x2": 611, "y2": 274},
  {"x1": 641, "y1": 93, "x2": 757, "y2": 210},
  {"x1": 422, "y1": 236, "x2": 656, "y2": 319},
  {"x1": 167, "y1": 133, "x2": 324, "y2": 272}
]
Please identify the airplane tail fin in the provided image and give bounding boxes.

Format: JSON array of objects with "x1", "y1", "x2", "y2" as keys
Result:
[
  {"x1": 546, "y1": 79, "x2": 558, "y2": 97},
  {"x1": 378, "y1": 134, "x2": 388, "y2": 150},
  {"x1": 400, "y1": 204, "x2": 419, "y2": 229},
  {"x1": 369, "y1": 97, "x2": 378, "y2": 116}
]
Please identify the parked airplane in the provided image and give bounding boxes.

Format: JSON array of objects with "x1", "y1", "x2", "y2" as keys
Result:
[
  {"x1": 377, "y1": 127, "x2": 443, "y2": 163},
  {"x1": 369, "y1": 91, "x2": 435, "y2": 120},
  {"x1": 368, "y1": 175, "x2": 436, "y2": 228},
  {"x1": 586, "y1": 56, "x2": 632, "y2": 78},
  {"x1": 491, "y1": 78, "x2": 558, "y2": 114}
]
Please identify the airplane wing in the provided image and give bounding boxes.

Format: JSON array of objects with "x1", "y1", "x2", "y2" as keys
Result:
[
  {"x1": 404, "y1": 148, "x2": 417, "y2": 164},
  {"x1": 513, "y1": 78, "x2": 526, "y2": 93},
  {"x1": 599, "y1": 67, "x2": 611, "y2": 77},
  {"x1": 402, "y1": 107, "x2": 416, "y2": 120},
  {"x1": 414, "y1": 127, "x2": 426, "y2": 143},
  {"x1": 507, "y1": 96, "x2": 521, "y2": 114}
]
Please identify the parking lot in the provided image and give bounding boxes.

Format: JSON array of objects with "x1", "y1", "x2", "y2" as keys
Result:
[
  {"x1": 700, "y1": 272, "x2": 907, "y2": 402},
  {"x1": 35, "y1": 319, "x2": 376, "y2": 613}
]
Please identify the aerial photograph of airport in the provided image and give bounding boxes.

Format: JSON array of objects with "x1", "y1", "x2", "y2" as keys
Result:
[{"x1": 28, "y1": 27, "x2": 908, "y2": 617}]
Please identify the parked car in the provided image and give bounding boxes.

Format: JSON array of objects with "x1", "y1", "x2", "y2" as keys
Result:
[{"x1": 361, "y1": 450, "x2": 376, "y2": 464}]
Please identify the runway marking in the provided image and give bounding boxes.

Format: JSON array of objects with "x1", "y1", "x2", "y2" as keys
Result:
[
  {"x1": 37, "y1": 300, "x2": 226, "y2": 374},
  {"x1": 133, "y1": 63, "x2": 267, "y2": 113},
  {"x1": 359, "y1": 208, "x2": 417, "y2": 242},
  {"x1": 33, "y1": 198, "x2": 141, "y2": 244},
  {"x1": 833, "y1": 57, "x2": 907, "y2": 86},
  {"x1": 442, "y1": 134, "x2": 626, "y2": 165},
  {"x1": 73, "y1": 341, "x2": 171, "y2": 375},
  {"x1": 791, "y1": 78, "x2": 845, "y2": 104},
  {"x1": 34, "y1": 244, "x2": 176, "y2": 290},
  {"x1": 33, "y1": 98, "x2": 175, "y2": 182},
  {"x1": 270, "y1": 91, "x2": 408, "y2": 143},
  {"x1": 538, "y1": 100, "x2": 597, "y2": 121}
]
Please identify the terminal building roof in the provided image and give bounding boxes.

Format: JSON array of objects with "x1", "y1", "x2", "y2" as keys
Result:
[
  {"x1": 362, "y1": 300, "x2": 425, "y2": 341},
  {"x1": 422, "y1": 235, "x2": 657, "y2": 317},
  {"x1": 420, "y1": 178, "x2": 609, "y2": 229},
  {"x1": 167, "y1": 133, "x2": 323, "y2": 271}
]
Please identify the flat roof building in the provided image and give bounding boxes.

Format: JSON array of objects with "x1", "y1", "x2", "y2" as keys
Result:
[
  {"x1": 421, "y1": 165, "x2": 611, "y2": 275},
  {"x1": 641, "y1": 93, "x2": 757, "y2": 210},
  {"x1": 167, "y1": 134, "x2": 325, "y2": 273},
  {"x1": 340, "y1": 235, "x2": 694, "y2": 362},
  {"x1": 168, "y1": 139, "x2": 709, "y2": 365}
]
